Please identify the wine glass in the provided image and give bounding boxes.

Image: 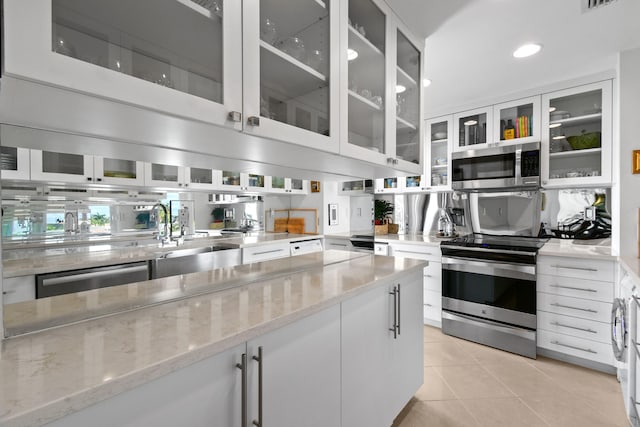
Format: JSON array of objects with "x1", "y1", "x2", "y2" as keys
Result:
[{"x1": 261, "y1": 18, "x2": 278, "y2": 45}]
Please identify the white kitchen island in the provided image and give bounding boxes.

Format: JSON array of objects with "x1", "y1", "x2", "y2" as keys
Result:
[{"x1": 0, "y1": 251, "x2": 426, "y2": 427}]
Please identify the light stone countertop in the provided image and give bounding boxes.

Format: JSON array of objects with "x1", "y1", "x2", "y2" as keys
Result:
[
  {"x1": 374, "y1": 233, "x2": 455, "y2": 247},
  {"x1": 538, "y1": 238, "x2": 616, "y2": 260},
  {"x1": 619, "y1": 256, "x2": 640, "y2": 284},
  {"x1": 2, "y1": 233, "x2": 322, "y2": 278},
  {"x1": 0, "y1": 251, "x2": 427, "y2": 427}
]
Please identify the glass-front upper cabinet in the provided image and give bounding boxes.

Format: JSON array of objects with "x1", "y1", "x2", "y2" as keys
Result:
[
  {"x1": 243, "y1": 0, "x2": 339, "y2": 152},
  {"x1": 425, "y1": 115, "x2": 453, "y2": 190},
  {"x1": 341, "y1": 0, "x2": 388, "y2": 163},
  {"x1": 94, "y1": 156, "x2": 145, "y2": 186},
  {"x1": 541, "y1": 81, "x2": 612, "y2": 188},
  {"x1": 452, "y1": 106, "x2": 492, "y2": 152},
  {"x1": 493, "y1": 96, "x2": 540, "y2": 145},
  {"x1": 0, "y1": 147, "x2": 30, "y2": 181},
  {"x1": 3, "y1": 0, "x2": 242, "y2": 128},
  {"x1": 395, "y1": 29, "x2": 422, "y2": 170}
]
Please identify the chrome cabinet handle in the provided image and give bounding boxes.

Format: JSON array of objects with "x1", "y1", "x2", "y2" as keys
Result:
[
  {"x1": 252, "y1": 249, "x2": 285, "y2": 256},
  {"x1": 228, "y1": 111, "x2": 242, "y2": 122},
  {"x1": 551, "y1": 265, "x2": 598, "y2": 272},
  {"x1": 248, "y1": 116, "x2": 260, "y2": 126},
  {"x1": 236, "y1": 353, "x2": 248, "y2": 427},
  {"x1": 551, "y1": 340, "x2": 597, "y2": 354},
  {"x1": 550, "y1": 321, "x2": 597, "y2": 334},
  {"x1": 549, "y1": 284, "x2": 597, "y2": 293},
  {"x1": 252, "y1": 347, "x2": 263, "y2": 427},
  {"x1": 397, "y1": 284, "x2": 401, "y2": 336},
  {"x1": 395, "y1": 249, "x2": 433, "y2": 256},
  {"x1": 550, "y1": 302, "x2": 597, "y2": 313},
  {"x1": 389, "y1": 286, "x2": 398, "y2": 339}
]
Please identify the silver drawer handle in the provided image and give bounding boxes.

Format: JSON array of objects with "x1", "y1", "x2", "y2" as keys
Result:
[
  {"x1": 551, "y1": 265, "x2": 598, "y2": 272},
  {"x1": 252, "y1": 249, "x2": 285, "y2": 256},
  {"x1": 551, "y1": 340, "x2": 597, "y2": 354},
  {"x1": 550, "y1": 321, "x2": 597, "y2": 334},
  {"x1": 395, "y1": 250, "x2": 433, "y2": 256},
  {"x1": 2, "y1": 290, "x2": 16, "y2": 295},
  {"x1": 330, "y1": 243, "x2": 348, "y2": 247},
  {"x1": 425, "y1": 303, "x2": 433, "y2": 307},
  {"x1": 549, "y1": 284, "x2": 597, "y2": 293},
  {"x1": 550, "y1": 302, "x2": 597, "y2": 313},
  {"x1": 424, "y1": 274, "x2": 433, "y2": 278}
]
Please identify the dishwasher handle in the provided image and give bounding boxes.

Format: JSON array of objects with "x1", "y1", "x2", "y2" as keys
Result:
[{"x1": 41, "y1": 264, "x2": 149, "y2": 287}]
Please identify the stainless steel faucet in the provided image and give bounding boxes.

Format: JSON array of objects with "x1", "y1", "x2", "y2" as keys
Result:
[
  {"x1": 153, "y1": 203, "x2": 170, "y2": 243},
  {"x1": 64, "y1": 211, "x2": 78, "y2": 234}
]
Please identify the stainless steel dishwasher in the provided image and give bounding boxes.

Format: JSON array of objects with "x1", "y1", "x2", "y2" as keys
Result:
[
  {"x1": 36, "y1": 262, "x2": 150, "y2": 298},
  {"x1": 149, "y1": 245, "x2": 241, "y2": 279}
]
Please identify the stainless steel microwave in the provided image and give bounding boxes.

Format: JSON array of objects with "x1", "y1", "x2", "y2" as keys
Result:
[{"x1": 451, "y1": 142, "x2": 540, "y2": 191}]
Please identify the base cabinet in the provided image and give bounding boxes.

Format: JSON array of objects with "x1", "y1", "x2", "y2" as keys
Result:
[{"x1": 342, "y1": 271, "x2": 423, "y2": 427}]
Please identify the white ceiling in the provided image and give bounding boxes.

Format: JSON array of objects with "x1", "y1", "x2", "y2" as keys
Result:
[{"x1": 386, "y1": 0, "x2": 640, "y2": 117}]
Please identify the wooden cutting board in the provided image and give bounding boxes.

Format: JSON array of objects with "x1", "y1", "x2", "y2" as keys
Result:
[
  {"x1": 287, "y1": 218, "x2": 305, "y2": 234},
  {"x1": 274, "y1": 218, "x2": 289, "y2": 233}
]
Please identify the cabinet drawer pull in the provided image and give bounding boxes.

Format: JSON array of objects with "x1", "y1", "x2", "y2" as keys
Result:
[
  {"x1": 550, "y1": 321, "x2": 597, "y2": 334},
  {"x1": 395, "y1": 250, "x2": 433, "y2": 256},
  {"x1": 551, "y1": 265, "x2": 598, "y2": 272},
  {"x1": 2, "y1": 290, "x2": 16, "y2": 295},
  {"x1": 331, "y1": 243, "x2": 348, "y2": 247},
  {"x1": 550, "y1": 302, "x2": 597, "y2": 313},
  {"x1": 389, "y1": 286, "x2": 398, "y2": 339},
  {"x1": 425, "y1": 303, "x2": 433, "y2": 307},
  {"x1": 235, "y1": 353, "x2": 248, "y2": 427},
  {"x1": 252, "y1": 248, "x2": 285, "y2": 256},
  {"x1": 397, "y1": 284, "x2": 401, "y2": 336},
  {"x1": 551, "y1": 340, "x2": 597, "y2": 354},
  {"x1": 549, "y1": 284, "x2": 598, "y2": 293},
  {"x1": 252, "y1": 347, "x2": 263, "y2": 427}
]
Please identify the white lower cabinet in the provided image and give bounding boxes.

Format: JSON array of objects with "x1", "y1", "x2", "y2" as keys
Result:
[
  {"x1": 242, "y1": 242, "x2": 290, "y2": 264},
  {"x1": 536, "y1": 255, "x2": 615, "y2": 367},
  {"x1": 342, "y1": 271, "x2": 423, "y2": 427},
  {"x1": 246, "y1": 305, "x2": 341, "y2": 427},
  {"x1": 2, "y1": 275, "x2": 35, "y2": 304},
  {"x1": 47, "y1": 343, "x2": 245, "y2": 427},
  {"x1": 324, "y1": 237, "x2": 352, "y2": 251}
]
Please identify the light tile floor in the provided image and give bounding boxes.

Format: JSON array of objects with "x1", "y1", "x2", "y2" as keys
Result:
[{"x1": 392, "y1": 326, "x2": 630, "y2": 427}]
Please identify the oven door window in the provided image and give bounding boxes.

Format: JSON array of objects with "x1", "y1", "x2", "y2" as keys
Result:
[
  {"x1": 442, "y1": 269, "x2": 535, "y2": 314},
  {"x1": 452, "y1": 153, "x2": 516, "y2": 181}
]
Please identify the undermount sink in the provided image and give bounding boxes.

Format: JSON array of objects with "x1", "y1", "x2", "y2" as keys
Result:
[
  {"x1": 150, "y1": 245, "x2": 242, "y2": 278},
  {"x1": 155, "y1": 246, "x2": 214, "y2": 259}
]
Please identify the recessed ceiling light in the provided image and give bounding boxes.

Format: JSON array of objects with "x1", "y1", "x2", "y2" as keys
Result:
[
  {"x1": 423, "y1": 78, "x2": 432, "y2": 87},
  {"x1": 552, "y1": 135, "x2": 566, "y2": 140},
  {"x1": 513, "y1": 43, "x2": 542, "y2": 58},
  {"x1": 347, "y1": 49, "x2": 358, "y2": 61},
  {"x1": 464, "y1": 120, "x2": 478, "y2": 126},
  {"x1": 549, "y1": 123, "x2": 562, "y2": 129},
  {"x1": 396, "y1": 85, "x2": 406, "y2": 94},
  {"x1": 549, "y1": 106, "x2": 557, "y2": 113}
]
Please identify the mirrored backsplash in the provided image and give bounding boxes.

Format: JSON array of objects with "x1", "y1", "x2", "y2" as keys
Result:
[{"x1": 540, "y1": 188, "x2": 611, "y2": 239}]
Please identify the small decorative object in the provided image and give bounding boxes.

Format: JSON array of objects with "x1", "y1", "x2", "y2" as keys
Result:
[
  {"x1": 633, "y1": 150, "x2": 640, "y2": 174},
  {"x1": 374, "y1": 199, "x2": 394, "y2": 235},
  {"x1": 328, "y1": 203, "x2": 338, "y2": 226},
  {"x1": 261, "y1": 18, "x2": 278, "y2": 45},
  {"x1": 282, "y1": 37, "x2": 306, "y2": 62},
  {"x1": 311, "y1": 181, "x2": 321, "y2": 192},
  {"x1": 307, "y1": 49, "x2": 324, "y2": 71}
]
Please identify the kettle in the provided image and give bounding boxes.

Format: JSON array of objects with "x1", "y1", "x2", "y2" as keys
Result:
[{"x1": 437, "y1": 208, "x2": 455, "y2": 237}]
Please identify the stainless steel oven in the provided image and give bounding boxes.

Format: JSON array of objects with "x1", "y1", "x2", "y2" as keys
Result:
[
  {"x1": 350, "y1": 235, "x2": 374, "y2": 253},
  {"x1": 451, "y1": 142, "x2": 540, "y2": 191},
  {"x1": 441, "y1": 234, "x2": 546, "y2": 358}
]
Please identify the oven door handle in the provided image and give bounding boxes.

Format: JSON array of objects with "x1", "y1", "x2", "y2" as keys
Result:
[{"x1": 442, "y1": 256, "x2": 535, "y2": 281}]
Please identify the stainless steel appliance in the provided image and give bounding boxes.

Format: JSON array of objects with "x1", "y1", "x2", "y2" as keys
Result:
[
  {"x1": 350, "y1": 234, "x2": 374, "y2": 252},
  {"x1": 290, "y1": 239, "x2": 324, "y2": 256},
  {"x1": 451, "y1": 142, "x2": 540, "y2": 191},
  {"x1": 440, "y1": 234, "x2": 547, "y2": 358},
  {"x1": 36, "y1": 261, "x2": 149, "y2": 298}
]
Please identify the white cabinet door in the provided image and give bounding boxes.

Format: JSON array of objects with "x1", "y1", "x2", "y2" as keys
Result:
[
  {"x1": 324, "y1": 238, "x2": 351, "y2": 251},
  {"x1": 540, "y1": 80, "x2": 612, "y2": 188},
  {"x1": 30, "y1": 149, "x2": 94, "y2": 183},
  {"x1": 2, "y1": 275, "x2": 36, "y2": 304},
  {"x1": 342, "y1": 281, "x2": 395, "y2": 427},
  {"x1": 144, "y1": 162, "x2": 185, "y2": 189},
  {"x1": 242, "y1": 242, "x2": 290, "y2": 264},
  {"x1": 183, "y1": 167, "x2": 219, "y2": 191},
  {"x1": 492, "y1": 96, "x2": 541, "y2": 145},
  {"x1": 242, "y1": 0, "x2": 340, "y2": 153},
  {"x1": 425, "y1": 115, "x2": 453, "y2": 190},
  {"x1": 287, "y1": 178, "x2": 309, "y2": 195},
  {"x1": 94, "y1": 156, "x2": 145, "y2": 186},
  {"x1": 246, "y1": 305, "x2": 341, "y2": 427},
  {"x1": 453, "y1": 106, "x2": 493, "y2": 152},
  {"x1": 389, "y1": 272, "x2": 424, "y2": 416},
  {"x1": 0, "y1": 146, "x2": 30, "y2": 180},
  {"x1": 46, "y1": 343, "x2": 245, "y2": 427},
  {"x1": 3, "y1": 0, "x2": 243, "y2": 130}
]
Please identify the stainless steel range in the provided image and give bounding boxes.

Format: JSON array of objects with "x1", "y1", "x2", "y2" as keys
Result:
[{"x1": 440, "y1": 234, "x2": 547, "y2": 358}]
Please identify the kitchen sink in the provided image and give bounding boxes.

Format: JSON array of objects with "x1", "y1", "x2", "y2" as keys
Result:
[{"x1": 150, "y1": 245, "x2": 241, "y2": 278}]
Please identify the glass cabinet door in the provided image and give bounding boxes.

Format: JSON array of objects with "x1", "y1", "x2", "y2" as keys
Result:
[
  {"x1": 185, "y1": 167, "x2": 217, "y2": 190},
  {"x1": 494, "y1": 97, "x2": 540, "y2": 144},
  {"x1": 4, "y1": 1, "x2": 242, "y2": 127},
  {"x1": 288, "y1": 178, "x2": 307, "y2": 194},
  {"x1": 541, "y1": 81, "x2": 612, "y2": 187},
  {"x1": 453, "y1": 107, "x2": 492, "y2": 151},
  {"x1": 344, "y1": 0, "x2": 387, "y2": 158},
  {"x1": 217, "y1": 170, "x2": 243, "y2": 191},
  {"x1": 426, "y1": 116, "x2": 453, "y2": 189},
  {"x1": 395, "y1": 29, "x2": 421, "y2": 167},
  {"x1": 245, "y1": 173, "x2": 266, "y2": 191},
  {"x1": 0, "y1": 147, "x2": 30, "y2": 180},
  {"x1": 269, "y1": 176, "x2": 287, "y2": 193},
  {"x1": 30, "y1": 149, "x2": 94, "y2": 183},
  {"x1": 94, "y1": 156, "x2": 145, "y2": 186},
  {"x1": 243, "y1": 0, "x2": 338, "y2": 152},
  {"x1": 144, "y1": 163, "x2": 183, "y2": 188}
]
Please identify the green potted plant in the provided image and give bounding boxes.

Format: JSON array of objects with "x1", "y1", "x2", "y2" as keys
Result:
[{"x1": 374, "y1": 199, "x2": 393, "y2": 235}]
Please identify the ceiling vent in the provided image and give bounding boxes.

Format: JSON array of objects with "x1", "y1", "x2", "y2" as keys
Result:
[{"x1": 583, "y1": 0, "x2": 619, "y2": 12}]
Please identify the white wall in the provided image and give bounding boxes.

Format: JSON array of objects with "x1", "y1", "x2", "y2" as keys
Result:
[
  {"x1": 618, "y1": 48, "x2": 640, "y2": 257},
  {"x1": 350, "y1": 195, "x2": 373, "y2": 232},
  {"x1": 319, "y1": 181, "x2": 350, "y2": 235}
]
